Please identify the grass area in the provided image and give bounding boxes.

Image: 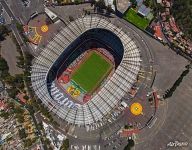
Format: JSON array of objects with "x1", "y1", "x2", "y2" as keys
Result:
[
  {"x1": 72, "y1": 52, "x2": 112, "y2": 93},
  {"x1": 123, "y1": 8, "x2": 150, "y2": 30}
]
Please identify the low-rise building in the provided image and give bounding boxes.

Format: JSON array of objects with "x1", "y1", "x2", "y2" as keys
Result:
[{"x1": 138, "y1": 4, "x2": 151, "y2": 17}]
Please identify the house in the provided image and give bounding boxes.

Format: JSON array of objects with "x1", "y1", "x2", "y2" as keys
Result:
[
  {"x1": 164, "y1": 0, "x2": 171, "y2": 7},
  {"x1": 16, "y1": 93, "x2": 27, "y2": 104},
  {"x1": 169, "y1": 16, "x2": 180, "y2": 33},
  {"x1": 165, "y1": 8, "x2": 170, "y2": 16},
  {"x1": 160, "y1": 12, "x2": 166, "y2": 21},
  {"x1": 116, "y1": 0, "x2": 131, "y2": 14},
  {"x1": 157, "y1": 0, "x2": 162, "y2": 4},
  {"x1": 136, "y1": 0, "x2": 144, "y2": 7},
  {"x1": 0, "y1": 101, "x2": 6, "y2": 110},
  {"x1": 154, "y1": 24, "x2": 163, "y2": 40},
  {"x1": 138, "y1": 4, "x2": 151, "y2": 17}
]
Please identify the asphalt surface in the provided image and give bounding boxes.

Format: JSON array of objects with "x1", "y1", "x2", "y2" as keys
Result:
[
  {"x1": 1, "y1": 0, "x2": 36, "y2": 55},
  {"x1": 6, "y1": 0, "x2": 44, "y2": 24},
  {"x1": 136, "y1": 69, "x2": 192, "y2": 150},
  {"x1": 116, "y1": 17, "x2": 192, "y2": 150}
]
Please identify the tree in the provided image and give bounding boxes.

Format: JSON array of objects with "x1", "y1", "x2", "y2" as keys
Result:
[
  {"x1": 56, "y1": 0, "x2": 63, "y2": 5},
  {"x1": 130, "y1": 0, "x2": 137, "y2": 8},
  {"x1": 0, "y1": 56, "x2": 9, "y2": 79},
  {"x1": 143, "y1": 0, "x2": 154, "y2": 8},
  {"x1": 13, "y1": 74, "x2": 25, "y2": 90},
  {"x1": 4, "y1": 75, "x2": 15, "y2": 85},
  {"x1": 16, "y1": 55, "x2": 25, "y2": 69},
  {"x1": 60, "y1": 139, "x2": 69, "y2": 150},
  {"x1": 37, "y1": 122, "x2": 43, "y2": 130},
  {"x1": 30, "y1": 98, "x2": 40, "y2": 111},
  {"x1": 7, "y1": 101, "x2": 15, "y2": 109},
  {"x1": 45, "y1": 18, "x2": 52, "y2": 25},
  {"x1": 90, "y1": 0, "x2": 96, "y2": 6},
  {"x1": 74, "y1": 0, "x2": 80, "y2": 5},
  {"x1": 157, "y1": 3, "x2": 165, "y2": 13},
  {"x1": 24, "y1": 52, "x2": 33, "y2": 67},
  {"x1": 0, "y1": 111, "x2": 10, "y2": 119},
  {"x1": 95, "y1": 0, "x2": 106, "y2": 9},
  {"x1": 124, "y1": 139, "x2": 135, "y2": 150},
  {"x1": 53, "y1": 121, "x2": 59, "y2": 127},
  {"x1": 24, "y1": 138, "x2": 33, "y2": 147},
  {"x1": 17, "y1": 115, "x2": 24, "y2": 123},
  {"x1": 14, "y1": 106, "x2": 24, "y2": 114},
  {"x1": 68, "y1": 16, "x2": 75, "y2": 22},
  {"x1": 18, "y1": 128, "x2": 27, "y2": 139},
  {"x1": 7, "y1": 87, "x2": 19, "y2": 98},
  {"x1": 0, "y1": 56, "x2": 9, "y2": 71},
  {"x1": 16, "y1": 23, "x2": 24, "y2": 33},
  {"x1": 23, "y1": 95, "x2": 29, "y2": 100},
  {"x1": 0, "y1": 25, "x2": 9, "y2": 34},
  {"x1": 106, "y1": 5, "x2": 114, "y2": 14},
  {"x1": 0, "y1": 25, "x2": 9, "y2": 40},
  {"x1": 172, "y1": 0, "x2": 192, "y2": 40},
  {"x1": 124, "y1": 125, "x2": 129, "y2": 129},
  {"x1": 44, "y1": 138, "x2": 51, "y2": 146}
]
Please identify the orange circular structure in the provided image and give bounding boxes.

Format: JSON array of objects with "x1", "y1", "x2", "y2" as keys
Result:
[
  {"x1": 130, "y1": 102, "x2": 143, "y2": 116},
  {"x1": 41, "y1": 25, "x2": 49, "y2": 33}
]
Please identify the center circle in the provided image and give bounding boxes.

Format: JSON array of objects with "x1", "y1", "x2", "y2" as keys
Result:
[
  {"x1": 130, "y1": 103, "x2": 143, "y2": 116},
  {"x1": 41, "y1": 25, "x2": 48, "y2": 33}
]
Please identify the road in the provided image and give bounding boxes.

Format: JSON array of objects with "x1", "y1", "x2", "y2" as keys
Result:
[
  {"x1": 0, "y1": 0, "x2": 36, "y2": 56},
  {"x1": 5, "y1": 0, "x2": 44, "y2": 24},
  {"x1": 135, "y1": 68, "x2": 192, "y2": 150}
]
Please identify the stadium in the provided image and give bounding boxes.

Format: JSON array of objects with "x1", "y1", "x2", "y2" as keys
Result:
[{"x1": 31, "y1": 16, "x2": 141, "y2": 128}]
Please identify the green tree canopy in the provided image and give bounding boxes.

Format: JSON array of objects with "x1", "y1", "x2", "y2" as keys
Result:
[
  {"x1": 124, "y1": 139, "x2": 135, "y2": 150},
  {"x1": 0, "y1": 25, "x2": 9, "y2": 40},
  {"x1": 172, "y1": 0, "x2": 192, "y2": 40},
  {"x1": 18, "y1": 128, "x2": 27, "y2": 139},
  {"x1": 60, "y1": 139, "x2": 69, "y2": 150},
  {"x1": 0, "y1": 111, "x2": 10, "y2": 119},
  {"x1": 0, "y1": 56, "x2": 9, "y2": 71}
]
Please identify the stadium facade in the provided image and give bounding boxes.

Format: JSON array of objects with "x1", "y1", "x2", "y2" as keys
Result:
[{"x1": 31, "y1": 16, "x2": 141, "y2": 127}]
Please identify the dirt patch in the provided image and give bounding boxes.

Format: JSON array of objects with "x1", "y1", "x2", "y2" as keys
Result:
[{"x1": 0, "y1": 36, "x2": 23, "y2": 75}]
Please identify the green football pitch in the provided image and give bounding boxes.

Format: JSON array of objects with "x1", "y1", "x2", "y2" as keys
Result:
[
  {"x1": 123, "y1": 8, "x2": 150, "y2": 30},
  {"x1": 71, "y1": 51, "x2": 112, "y2": 93}
]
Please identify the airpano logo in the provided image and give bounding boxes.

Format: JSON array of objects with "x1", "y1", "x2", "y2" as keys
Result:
[{"x1": 167, "y1": 141, "x2": 188, "y2": 147}]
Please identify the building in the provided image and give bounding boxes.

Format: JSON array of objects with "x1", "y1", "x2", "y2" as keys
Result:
[
  {"x1": 116, "y1": 0, "x2": 131, "y2": 14},
  {"x1": 138, "y1": 4, "x2": 151, "y2": 17},
  {"x1": 0, "y1": 101, "x2": 6, "y2": 110},
  {"x1": 45, "y1": 7, "x2": 60, "y2": 23},
  {"x1": 31, "y1": 15, "x2": 141, "y2": 129},
  {"x1": 157, "y1": 0, "x2": 162, "y2": 3}
]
